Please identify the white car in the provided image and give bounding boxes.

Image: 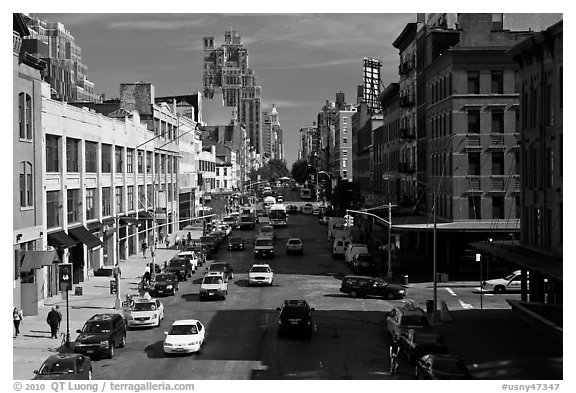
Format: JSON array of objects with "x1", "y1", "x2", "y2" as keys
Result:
[
  {"x1": 332, "y1": 238, "x2": 351, "y2": 258},
  {"x1": 483, "y1": 270, "x2": 530, "y2": 293},
  {"x1": 344, "y1": 243, "x2": 370, "y2": 266},
  {"x1": 286, "y1": 238, "x2": 304, "y2": 255},
  {"x1": 163, "y1": 319, "x2": 206, "y2": 355},
  {"x1": 176, "y1": 251, "x2": 198, "y2": 271},
  {"x1": 218, "y1": 224, "x2": 232, "y2": 237},
  {"x1": 199, "y1": 272, "x2": 228, "y2": 300},
  {"x1": 125, "y1": 298, "x2": 164, "y2": 328},
  {"x1": 248, "y1": 263, "x2": 274, "y2": 286}
]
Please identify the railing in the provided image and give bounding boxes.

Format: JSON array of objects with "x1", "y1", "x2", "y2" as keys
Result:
[
  {"x1": 491, "y1": 177, "x2": 505, "y2": 191},
  {"x1": 400, "y1": 127, "x2": 415, "y2": 140},
  {"x1": 467, "y1": 176, "x2": 481, "y2": 191},
  {"x1": 466, "y1": 135, "x2": 481, "y2": 147},
  {"x1": 490, "y1": 134, "x2": 505, "y2": 146},
  {"x1": 13, "y1": 32, "x2": 22, "y2": 54}
]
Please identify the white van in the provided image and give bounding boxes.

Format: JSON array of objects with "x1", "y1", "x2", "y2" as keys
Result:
[
  {"x1": 344, "y1": 243, "x2": 370, "y2": 266},
  {"x1": 332, "y1": 238, "x2": 351, "y2": 258}
]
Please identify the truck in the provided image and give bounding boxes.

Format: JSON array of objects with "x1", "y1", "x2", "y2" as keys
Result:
[
  {"x1": 269, "y1": 204, "x2": 287, "y2": 227},
  {"x1": 300, "y1": 187, "x2": 312, "y2": 200},
  {"x1": 327, "y1": 217, "x2": 347, "y2": 241},
  {"x1": 263, "y1": 196, "x2": 276, "y2": 215},
  {"x1": 240, "y1": 211, "x2": 257, "y2": 230}
]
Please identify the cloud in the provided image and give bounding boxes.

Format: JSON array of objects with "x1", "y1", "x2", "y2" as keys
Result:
[
  {"x1": 107, "y1": 16, "x2": 212, "y2": 30},
  {"x1": 262, "y1": 58, "x2": 359, "y2": 70},
  {"x1": 260, "y1": 99, "x2": 316, "y2": 109}
]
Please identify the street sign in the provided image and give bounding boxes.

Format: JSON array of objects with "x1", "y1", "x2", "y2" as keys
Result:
[{"x1": 59, "y1": 263, "x2": 73, "y2": 291}]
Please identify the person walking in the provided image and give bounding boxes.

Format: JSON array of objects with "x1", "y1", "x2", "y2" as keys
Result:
[
  {"x1": 142, "y1": 240, "x2": 148, "y2": 258},
  {"x1": 55, "y1": 305, "x2": 62, "y2": 337},
  {"x1": 389, "y1": 343, "x2": 400, "y2": 375},
  {"x1": 187, "y1": 232, "x2": 192, "y2": 247},
  {"x1": 13, "y1": 307, "x2": 23, "y2": 337},
  {"x1": 47, "y1": 307, "x2": 62, "y2": 339}
]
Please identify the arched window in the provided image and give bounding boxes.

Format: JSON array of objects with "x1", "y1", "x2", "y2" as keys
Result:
[
  {"x1": 18, "y1": 93, "x2": 33, "y2": 140},
  {"x1": 19, "y1": 161, "x2": 33, "y2": 207}
]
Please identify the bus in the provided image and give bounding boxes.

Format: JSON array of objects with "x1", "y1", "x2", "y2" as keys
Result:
[
  {"x1": 300, "y1": 187, "x2": 312, "y2": 200},
  {"x1": 269, "y1": 204, "x2": 287, "y2": 227}
]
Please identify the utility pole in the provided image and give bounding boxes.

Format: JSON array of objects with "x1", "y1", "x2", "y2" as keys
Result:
[
  {"x1": 114, "y1": 213, "x2": 121, "y2": 310},
  {"x1": 387, "y1": 201, "x2": 392, "y2": 282}
]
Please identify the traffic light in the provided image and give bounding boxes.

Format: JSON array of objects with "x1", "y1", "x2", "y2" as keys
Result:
[
  {"x1": 59, "y1": 263, "x2": 73, "y2": 291},
  {"x1": 344, "y1": 214, "x2": 354, "y2": 227}
]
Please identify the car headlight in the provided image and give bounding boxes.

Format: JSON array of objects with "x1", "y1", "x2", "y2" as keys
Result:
[
  {"x1": 399, "y1": 290, "x2": 406, "y2": 294},
  {"x1": 100, "y1": 340, "x2": 109, "y2": 346},
  {"x1": 167, "y1": 285, "x2": 173, "y2": 289},
  {"x1": 164, "y1": 343, "x2": 173, "y2": 347},
  {"x1": 151, "y1": 314, "x2": 157, "y2": 319}
]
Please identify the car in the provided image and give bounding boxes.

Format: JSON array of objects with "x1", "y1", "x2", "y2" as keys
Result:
[
  {"x1": 276, "y1": 299, "x2": 315, "y2": 337},
  {"x1": 415, "y1": 354, "x2": 471, "y2": 380},
  {"x1": 258, "y1": 225, "x2": 275, "y2": 240},
  {"x1": 166, "y1": 256, "x2": 195, "y2": 281},
  {"x1": 228, "y1": 236, "x2": 245, "y2": 251},
  {"x1": 351, "y1": 253, "x2": 376, "y2": 275},
  {"x1": 276, "y1": 195, "x2": 285, "y2": 203},
  {"x1": 482, "y1": 270, "x2": 529, "y2": 293},
  {"x1": 340, "y1": 275, "x2": 406, "y2": 300},
  {"x1": 312, "y1": 206, "x2": 321, "y2": 216},
  {"x1": 223, "y1": 215, "x2": 239, "y2": 229},
  {"x1": 286, "y1": 238, "x2": 304, "y2": 255},
  {"x1": 248, "y1": 263, "x2": 274, "y2": 286},
  {"x1": 286, "y1": 204, "x2": 299, "y2": 214},
  {"x1": 386, "y1": 303, "x2": 437, "y2": 342},
  {"x1": 199, "y1": 272, "x2": 228, "y2": 300},
  {"x1": 163, "y1": 320, "x2": 206, "y2": 355},
  {"x1": 199, "y1": 236, "x2": 216, "y2": 257},
  {"x1": 318, "y1": 216, "x2": 329, "y2": 225},
  {"x1": 254, "y1": 236, "x2": 275, "y2": 259},
  {"x1": 33, "y1": 353, "x2": 92, "y2": 380},
  {"x1": 400, "y1": 328, "x2": 447, "y2": 363},
  {"x1": 125, "y1": 297, "x2": 164, "y2": 328},
  {"x1": 302, "y1": 203, "x2": 314, "y2": 215},
  {"x1": 332, "y1": 238, "x2": 352, "y2": 258},
  {"x1": 176, "y1": 250, "x2": 199, "y2": 271},
  {"x1": 209, "y1": 231, "x2": 226, "y2": 246},
  {"x1": 217, "y1": 223, "x2": 232, "y2": 237},
  {"x1": 344, "y1": 243, "x2": 370, "y2": 266},
  {"x1": 150, "y1": 272, "x2": 179, "y2": 296},
  {"x1": 206, "y1": 262, "x2": 234, "y2": 280},
  {"x1": 74, "y1": 313, "x2": 126, "y2": 359}
]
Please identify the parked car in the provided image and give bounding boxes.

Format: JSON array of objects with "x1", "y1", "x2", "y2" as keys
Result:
[
  {"x1": 223, "y1": 215, "x2": 239, "y2": 229},
  {"x1": 286, "y1": 204, "x2": 299, "y2": 214},
  {"x1": 482, "y1": 270, "x2": 530, "y2": 293},
  {"x1": 33, "y1": 353, "x2": 92, "y2": 380},
  {"x1": 386, "y1": 303, "x2": 436, "y2": 342},
  {"x1": 206, "y1": 262, "x2": 234, "y2": 280},
  {"x1": 332, "y1": 238, "x2": 352, "y2": 258},
  {"x1": 175, "y1": 250, "x2": 199, "y2": 271},
  {"x1": 125, "y1": 297, "x2": 164, "y2": 329},
  {"x1": 166, "y1": 256, "x2": 194, "y2": 281},
  {"x1": 199, "y1": 236, "x2": 216, "y2": 257},
  {"x1": 302, "y1": 203, "x2": 314, "y2": 215},
  {"x1": 228, "y1": 236, "x2": 245, "y2": 251},
  {"x1": 415, "y1": 354, "x2": 471, "y2": 380},
  {"x1": 344, "y1": 243, "x2": 370, "y2": 266},
  {"x1": 340, "y1": 275, "x2": 406, "y2": 300},
  {"x1": 74, "y1": 313, "x2": 126, "y2": 359},
  {"x1": 150, "y1": 272, "x2": 179, "y2": 296},
  {"x1": 351, "y1": 253, "x2": 376, "y2": 275},
  {"x1": 276, "y1": 299, "x2": 315, "y2": 337},
  {"x1": 248, "y1": 263, "x2": 274, "y2": 286},
  {"x1": 199, "y1": 272, "x2": 228, "y2": 300},
  {"x1": 163, "y1": 320, "x2": 206, "y2": 355},
  {"x1": 286, "y1": 238, "x2": 304, "y2": 255}
]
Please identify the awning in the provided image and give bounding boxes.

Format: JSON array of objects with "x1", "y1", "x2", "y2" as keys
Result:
[
  {"x1": 390, "y1": 219, "x2": 520, "y2": 233},
  {"x1": 68, "y1": 225, "x2": 103, "y2": 249},
  {"x1": 19, "y1": 250, "x2": 60, "y2": 272},
  {"x1": 120, "y1": 217, "x2": 144, "y2": 226},
  {"x1": 136, "y1": 211, "x2": 154, "y2": 220},
  {"x1": 47, "y1": 230, "x2": 78, "y2": 248}
]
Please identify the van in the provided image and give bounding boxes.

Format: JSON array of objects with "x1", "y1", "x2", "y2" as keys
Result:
[
  {"x1": 344, "y1": 243, "x2": 369, "y2": 266},
  {"x1": 332, "y1": 238, "x2": 351, "y2": 258},
  {"x1": 199, "y1": 272, "x2": 228, "y2": 301}
]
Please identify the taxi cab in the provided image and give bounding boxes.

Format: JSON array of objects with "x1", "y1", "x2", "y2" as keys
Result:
[{"x1": 125, "y1": 297, "x2": 164, "y2": 328}]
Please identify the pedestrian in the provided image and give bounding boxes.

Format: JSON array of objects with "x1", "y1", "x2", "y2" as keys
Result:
[
  {"x1": 13, "y1": 307, "x2": 23, "y2": 337},
  {"x1": 389, "y1": 343, "x2": 400, "y2": 374},
  {"x1": 187, "y1": 231, "x2": 192, "y2": 246},
  {"x1": 165, "y1": 237, "x2": 170, "y2": 248},
  {"x1": 55, "y1": 305, "x2": 62, "y2": 336},
  {"x1": 142, "y1": 240, "x2": 148, "y2": 258},
  {"x1": 46, "y1": 307, "x2": 61, "y2": 339},
  {"x1": 175, "y1": 234, "x2": 180, "y2": 248}
]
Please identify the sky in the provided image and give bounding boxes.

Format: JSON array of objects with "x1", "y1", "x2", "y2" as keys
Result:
[{"x1": 29, "y1": 12, "x2": 415, "y2": 167}]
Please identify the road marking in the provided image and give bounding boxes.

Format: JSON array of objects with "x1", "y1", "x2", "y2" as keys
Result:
[
  {"x1": 445, "y1": 288, "x2": 457, "y2": 296},
  {"x1": 260, "y1": 313, "x2": 269, "y2": 328},
  {"x1": 458, "y1": 299, "x2": 474, "y2": 309},
  {"x1": 475, "y1": 287, "x2": 493, "y2": 296}
]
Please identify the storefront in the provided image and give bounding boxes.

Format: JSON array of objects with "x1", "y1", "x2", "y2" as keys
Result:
[
  {"x1": 68, "y1": 225, "x2": 104, "y2": 282},
  {"x1": 17, "y1": 249, "x2": 60, "y2": 316}
]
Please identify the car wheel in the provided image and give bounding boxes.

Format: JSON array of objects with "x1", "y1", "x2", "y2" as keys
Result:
[
  {"x1": 350, "y1": 290, "x2": 358, "y2": 298},
  {"x1": 494, "y1": 285, "x2": 506, "y2": 293},
  {"x1": 119, "y1": 334, "x2": 126, "y2": 348},
  {"x1": 107, "y1": 342, "x2": 115, "y2": 358},
  {"x1": 88, "y1": 369, "x2": 93, "y2": 380},
  {"x1": 385, "y1": 292, "x2": 395, "y2": 300}
]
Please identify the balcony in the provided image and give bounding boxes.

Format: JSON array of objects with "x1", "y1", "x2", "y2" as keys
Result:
[
  {"x1": 465, "y1": 135, "x2": 482, "y2": 151},
  {"x1": 491, "y1": 177, "x2": 506, "y2": 192},
  {"x1": 400, "y1": 95, "x2": 415, "y2": 108},
  {"x1": 465, "y1": 176, "x2": 482, "y2": 193},
  {"x1": 487, "y1": 134, "x2": 506, "y2": 151},
  {"x1": 398, "y1": 162, "x2": 416, "y2": 174},
  {"x1": 400, "y1": 127, "x2": 416, "y2": 140},
  {"x1": 398, "y1": 61, "x2": 414, "y2": 76}
]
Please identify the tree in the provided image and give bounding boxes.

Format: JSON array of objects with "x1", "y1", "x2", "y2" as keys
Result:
[
  {"x1": 330, "y1": 179, "x2": 363, "y2": 216},
  {"x1": 291, "y1": 159, "x2": 309, "y2": 184},
  {"x1": 254, "y1": 159, "x2": 289, "y2": 183}
]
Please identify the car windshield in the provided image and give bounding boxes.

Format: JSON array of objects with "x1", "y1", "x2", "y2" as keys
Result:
[
  {"x1": 262, "y1": 227, "x2": 273, "y2": 232},
  {"x1": 281, "y1": 307, "x2": 308, "y2": 318},
  {"x1": 133, "y1": 303, "x2": 156, "y2": 312},
  {"x1": 155, "y1": 274, "x2": 175, "y2": 281},
  {"x1": 168, "y1": 325, "x2": 198, "y2": 335},
  {"x1": 39, "y1": 358, "x2": 76, "y2": 374},
  {"x1": 433, "y1": 358, "x2": 467, "y2": 373},
  {"x1": 82, "y1": 321, "x2": 112, "y2": 334},
  {"x1": 203, "y1": 276, "x2": 223, "y2": 284},
  {"x1": 401, "y1": 315, "x2": 430, "y2": 327},
  {"x1": 169, "y1": 260, "x2": 187, "y2": 268},
  {"x1": 209, "y1": 264, "x2": 227, "y2": 271},
  {"x1": 230, "y1": 237, "x2": 242, "y2": 243},
  {"x1": 288, "y1": 239, "x2": 301, "y2": 245},
  {"x1": 251, "y1": 266, "x2": 270, "y2": 273},
  {"x1": 356, "y1": 255, "x2": 373, "y2": 262},
  {"x1": 256, "y1": 239, "x2": 273, "y2": 246}
]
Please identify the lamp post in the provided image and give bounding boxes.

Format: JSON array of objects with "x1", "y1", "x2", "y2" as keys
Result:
[{"x1": 114, "y1": 214, "x2": 122, "y2": 310}]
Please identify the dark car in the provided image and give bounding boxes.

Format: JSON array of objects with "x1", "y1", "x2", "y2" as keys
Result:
[
  {"x1": 199, "y1": 236, "x2": 216, "y2": 257},
  {"x1": 415, "y1": 354, "x2": 471, "y2": 380},
  {"x1": 287, "y1": 205, "x2": 299, "y2": 214},
  {"x1": 207, "y1": 232, "x2": 224, "y2": 248},
  {"x1": 277, "y1": 299, "x2": 315, "y2": 337},
  {"x1": 206, "y1": 262, "x2": 234, "y2": 281},
  {"x1": 166, "y1": 257, "x2": 193, "y2": 281},
  {"x1": 340, "y1": 275, "x2": 406, "y2": 299},
  {"x1": 33, "y1": 353, "x2": 92, "y2": 380},
  {"x1": 150, "y1": 272, "x2": 179, "y2": 296},
  {"x1": 74, "y1": 314, "x2": 126, "y2": 359},
  {"x1": 228, "y1": 236, "x2": 245, "y2": 251},
  {"x1": 352, "y1": 254, "x2": 376, "y2": 275},
  {"x1": 185, "y1": 242, "x2": 205, "y2": 266}
]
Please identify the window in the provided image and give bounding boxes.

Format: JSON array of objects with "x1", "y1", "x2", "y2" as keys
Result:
[
  {"x1": 138, "y1": 185, "x2": 145, "y2": 208},
  {"x1": 546, "y1": 84, "x2": 553, "y2": 126},
  {"x1": 18, "y1": 93, "x2": 33, "y2": 140},
  {"x1": 467, "y1": 71, "x2": 480, "y2": 94},
  {"x1": 86, "y1": 188, "x2": 96, "y2": 220},
  {"x1": 101, "y1": 144, "x2": 112, "y2": 173},
  {"x1": 492, "y1": 152, "x2": 504, "y2": 175},
  {"x1": 146, "y1": 185, "x2": 153, "y2": 208},
  {"x1": 126, "y1": 149, "x2": 134, "y2": 173},
  {"x1": 491, "y1": 71, "x2": 503, "y2": 94},
  {"x1": 85, "y1": 142, "x2": 98, "y2": 172},
  {"x1": 216, "y1": 168, "x2": 220, "y2": 176},
  {"x1": 115, "y1": 186, "x2": 123, "y2": 214},
  {"x1": 66, "y1": 138, "x2": 80, "y2": 172},
  {"x1": 468, "y1": 196, "x2": 481, "y2": 219},
  {"x1": 343, "y1": 137, "x2": 348, "y2": 144},
  {"x1": 468, "y1": 110, "x2": 480, "y2": 133},
  {"x1": 115, "y1": 146, "x2": 123, "y2": 173},
  {"x1": 492, "y1": 110, "x2": 504, "y2": 133},
  {"x1": 137, "y1": 150, "x2": 144, "y2": 173},
  {"x1": 67, "y1": 189, "x2": 80, "y2": 223},
  {"x1": 101, "y1": 187, "x2": 111, "y2": 216},
  {"x1": 19, "y1": 161, "x2": 33, "y2": 207},
  {"x1": 46, "y1": 190, "x2": 60, "y2": 228},
  {"x1": 515, "y1": 196, "x2": 521, "y2": 219},
  {"x1": 46, "y1": 134, "x2": 60, "y2": 172},
  {"x1": 146, "y1": 152, "x2": 152, "y2": 174},
  {"x1": 547, "y1": 147, "x2": 554, "y2": 188},
  {"x1": 342, "y1": 150, "x2": 347, "y2": 156},
  {"x1": 492, "y1": 196, "x2": 504, "y2": 219},
  {"x1": 127, "y1": 186, "x2": 134, "y2": 211},
  {"x1": 224, "y1": 180, "x2": 228, "y2": 188},
  {"x1": 342, "y1": 170, "x2": 347, "y2": 178},
  {"x1": 224, "y1": 167, "x2": 227, "y2": 176},
  {"x1": 468, "y1": 152, "x2": 481, "y2": 176}
]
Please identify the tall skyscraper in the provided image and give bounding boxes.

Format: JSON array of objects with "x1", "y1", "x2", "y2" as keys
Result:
[
  {"x1": 263, "y1": 105, "x2": 284, "y2": 160},
  {"x1": 203, "y1": 30, "x2": 263, "y2": 154}
]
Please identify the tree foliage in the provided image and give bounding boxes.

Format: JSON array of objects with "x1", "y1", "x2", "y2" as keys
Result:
[
  {"x1": 291, "y1": 159, "x2": 310, "y2": 184},
  {"x1": 255, "y1": 158, "x2": 290, "y2": 183},
  {"x1": 330, "y1": 179, "x2": 364, "y2": 216}
]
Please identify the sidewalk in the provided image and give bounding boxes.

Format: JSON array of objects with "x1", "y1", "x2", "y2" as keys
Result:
[{"x1": 13, "y1": 247, "x2": 180, "y2": 380}]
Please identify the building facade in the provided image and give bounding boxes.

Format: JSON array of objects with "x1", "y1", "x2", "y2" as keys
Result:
[
  {"x1": 375, "y1": 83, "x2": 400, "y2": 202},
  {"x1": 333, "y1": 107, "x2": 357, "y2": 181},
  {"x1": 262, "y1": 105, "x2": 283, "y2": 160}
]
